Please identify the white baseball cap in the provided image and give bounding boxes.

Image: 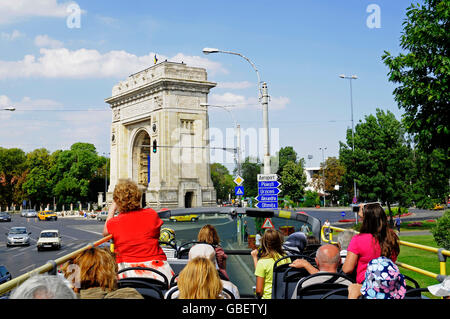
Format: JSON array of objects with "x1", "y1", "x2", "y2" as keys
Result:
[
  {"x1": 188, "y1": 244, "x2": 219, "y2": 269},
  {"x1": 427, "y1": 277, "x2": 450, "y2": 297}
]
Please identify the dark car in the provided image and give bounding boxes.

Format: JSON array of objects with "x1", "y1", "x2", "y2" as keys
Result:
[
  {"x1": 0, "y1": 265, "x2": 12, "y2": 285},
  {"x1": 0, "y1": 212, "x2": 11, "y2": 222}
]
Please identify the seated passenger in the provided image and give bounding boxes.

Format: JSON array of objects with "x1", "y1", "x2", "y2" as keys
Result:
[
  {"x1": 336, "y1": 230, "x2": 356, "y2": 264},
  {"x1": 9, "y1": 274, "x2": 77, "y2": 299},
  {"x1": 102, "y1": 179, "x2": 174, "y2": 283},
  {"x1": 60, "y1": 247, "x2": 143, "y2": 299},
  {"x1": 283, "y1": 231, "x2": 307, "y2": 255},
  {"x1": 189, "y1": 244, "x2": 240, "y2": 298},
  {"x1": 289, "y1": 244, "x2": 353, "y2": 288},
  {"x1": 165, "y1": 244, "x2": 239, "y2": 299},
  {"x1": 251, "y1": 229, "x2": 290, "y2": 299},
  {"x1": 177, "y1": 257, "x2": 224, "y2": 299},
  {"x1": 348, "y1": 256, "x2": 406, "y2": 299},
  {"x1": 197, "y1": 224, "x2": 229, "y2": 280},
  {"x1": 342, "y1": 203, "x2": 400, "y2": 285}
]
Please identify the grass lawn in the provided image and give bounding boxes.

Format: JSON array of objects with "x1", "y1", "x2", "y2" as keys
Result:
[{"x1": 397, "y1": 235, "x2": 448, "y2": 299}]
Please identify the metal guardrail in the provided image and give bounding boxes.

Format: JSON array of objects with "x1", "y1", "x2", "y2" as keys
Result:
[
  {"x1": 320, "y1": 225, "x2": 449, "y2": 282},
  {"x1": 0, "y1": 235, "x2": 112, "y2": 296}
]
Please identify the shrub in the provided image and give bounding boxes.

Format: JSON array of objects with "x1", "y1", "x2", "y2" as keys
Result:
[{"x1": 431, "y1": 210, "x2": 450, "y2": 250}]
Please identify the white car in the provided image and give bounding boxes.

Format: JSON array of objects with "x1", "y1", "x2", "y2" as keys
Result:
[{"x1": 37, "y1": 230, "x2": 61, "y2": 251}]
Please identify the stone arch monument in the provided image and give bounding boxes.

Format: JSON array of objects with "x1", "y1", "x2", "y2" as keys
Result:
[{"x1": 105, "y1": 61, "x2": 217, "y2": 208}]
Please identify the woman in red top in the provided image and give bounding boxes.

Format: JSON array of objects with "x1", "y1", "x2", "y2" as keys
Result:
[
  {"x1": 342, "y1": 202, "x2": 400, "y2": 283},
  {"x1": 102, "y1": 179, "x2": 174, "y2": 283}
]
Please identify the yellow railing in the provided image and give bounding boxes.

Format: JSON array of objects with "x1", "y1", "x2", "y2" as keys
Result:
[
  {"x1": 321, "y1": 225, "x2": 449, "y2": 282},
  {"x1": 0, "y1": 235, "x2": 112, "y2": 296}
]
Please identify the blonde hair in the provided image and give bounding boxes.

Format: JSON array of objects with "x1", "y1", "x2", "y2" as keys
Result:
[
  {"x1": 178, "y1": 257, "x2": 223, "y2": 299},
  {"x1": 197, "y1": 224, "x2": 220, "y2": 246},
  {"x1": 61, "y1": 247, "x2": 118, "y2": 292},
  {"x1": 113, "y1": 179, "x2": 142, "y2": 213}
]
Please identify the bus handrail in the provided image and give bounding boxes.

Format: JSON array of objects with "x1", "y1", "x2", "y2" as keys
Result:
[
  {"x1": 320, "y1": 225, "x2": 449, "y2": 282},
  {"x1": 0, "y1": 235, "x2": 112, "y2": 296}
]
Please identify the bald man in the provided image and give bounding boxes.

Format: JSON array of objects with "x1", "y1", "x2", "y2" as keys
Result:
[{"x1": 289, "y1": 244, "x2": 353, "y2": 290}]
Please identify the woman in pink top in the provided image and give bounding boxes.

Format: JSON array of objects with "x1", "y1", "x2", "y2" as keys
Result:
[{"x1": 342, "y1": 203, "x2": 400, "y2": 283}]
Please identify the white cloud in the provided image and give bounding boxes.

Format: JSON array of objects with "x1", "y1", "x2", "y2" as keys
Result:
[
  {"x1": 0, "y1": 0, "x2": 74, "y2": 24},
  {"x1": 1, "y1": 29, "x2": 25, "y2": 40},
  {"x1": 0, "y1": 94, "x2": 109, "y2": 152},
  {"x1": 0, "y1": 48, "x2": 228, "y2": 79},
  {"x1": 34, "y1": 34, "x2": 64, "y2": 48},
  {"x1": 209, "y1": 92, "x2": 290, "y2": 110}
]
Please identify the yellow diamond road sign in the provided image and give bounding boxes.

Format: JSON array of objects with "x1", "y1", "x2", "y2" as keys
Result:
[{"x1": 233, "y1": 175, "x2": 244, "y2": 185}]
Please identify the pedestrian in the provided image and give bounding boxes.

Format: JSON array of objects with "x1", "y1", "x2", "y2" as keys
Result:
[
  {"x1": 324, "y1": 219, "x2": 331, "y2": 239},
  {"x1": 243, "y1": 220, "x2": 249, "y2": 242},
  {"x1": 395, "y1": 215, "x2": 401, "y2": 233},
  {"x1": 255, "y1": 230, "x2": 262, "y2": 247}
]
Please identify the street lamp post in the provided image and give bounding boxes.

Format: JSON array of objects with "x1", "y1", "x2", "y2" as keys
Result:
[
  {"x1": 319, "y1": 147, "x2": 327, "y2": 207},
  {"x1": 200, "y1": 103, "x2": 241, "y2": 176},
  {"x1": 339, "y1": 74, "x2": 358, "y2": 202},
  {"x1": 202, "y1": 48, "x2": 271, "y2": 174}
]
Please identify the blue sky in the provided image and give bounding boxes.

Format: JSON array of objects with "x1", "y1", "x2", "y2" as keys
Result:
[{"x1": 0, "y1": 0, "x2": 417, "y2": 169}]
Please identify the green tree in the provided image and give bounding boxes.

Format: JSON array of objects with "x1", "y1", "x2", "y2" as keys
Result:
[
  {"x1": 22, "y1": 148, "x2": 53, "y2": 209},
  {"x1": 210, "y1": 163, "x2": 234, "y2": 202},
  {"x1": 382, "y1": 0, "x2": 450, "y2": 155},
  {"x1": 238, "y1": 157, "x2": 262, "y2": 198},
  {"x1": 275, "y1": 146, "x2": 298, "y2": 175},
  {"x1": 409, "y1": 148, "x2": 449, "y2": 208},
  {"x1": 339, "y1": 109, "x2": 413, "y2": 224},
  {"x1": 431, "y1": 210, "x2": 450, "y2": 250},
  {"x1": 50, "y1": 143, "x2": 101, "y2": 206},
  {"x1": 279, "y1": 159, "x2": 307, "y2": 203},
  {"x1": 311, "y1": 157, "x2": 346, "y2": 205},
  {"x1": 0, "y1": 147, "x2": 27, "y2": 208}
]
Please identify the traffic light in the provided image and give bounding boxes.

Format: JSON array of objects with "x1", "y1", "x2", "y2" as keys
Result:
[{"x1": 152, "y1": 140, "x2": 157, "y2": 153}]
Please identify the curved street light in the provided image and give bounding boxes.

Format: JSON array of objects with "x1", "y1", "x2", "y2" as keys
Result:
[
  {"x1": 202, "y1": 47, "x2": 271, "y2": 174},
  {"x1": 2, "y1": 106, "x2": 15, "y2": 111},
  {"x1": 339, "y1": 74, "x2": 358, "y2": 205}
]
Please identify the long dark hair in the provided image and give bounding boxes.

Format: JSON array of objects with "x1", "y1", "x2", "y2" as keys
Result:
[{"x1": 359, "y1": 203, "x2": 400, "y2": 258}]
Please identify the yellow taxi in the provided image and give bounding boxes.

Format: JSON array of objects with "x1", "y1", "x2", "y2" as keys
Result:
[
  {"x1": 38, "y1": 210, "x2": 58, "y2": 221},
  {"x1": 169, "y1": 214, "x2": 199, "y2": 222}
]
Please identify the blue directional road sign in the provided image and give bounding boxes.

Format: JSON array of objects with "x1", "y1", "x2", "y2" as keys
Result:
[
  {"x1": 258, "y1": 181, "x2": 281, "y2": 188},
  {"x1": 256, "y1": 201, "x2": 278, "y2": 209},
  {"x1": 235, "y1": 186, "x2": 244, "y2": 196},
  {"x1": 258, "y1": 187, "x2": 281, "y2": 195},
  {"x1": 256, "y1": 195, "x2": 278, "y2": 202}
]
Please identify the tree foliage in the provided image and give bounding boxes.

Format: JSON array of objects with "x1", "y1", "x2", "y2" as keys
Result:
[
  {"x1": 339, "y1": 109, "x2": 413, "y2": 222},
  {"x1": 210, "y1": 163, "x2": 234, "y2": 202},
  {"x1": 382, "y1": 0, "x2": 450, "y2": 155},
  {"x1": 279, "y1": 159, "x2": 307, "y2": 203},
  {"x1": 0, "y1": 143, "x2": 108, "y2": 209}
]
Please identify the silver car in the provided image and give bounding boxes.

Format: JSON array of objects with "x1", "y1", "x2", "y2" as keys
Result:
[
  {"x1": 21, "y1": 209, "x2": 37, "y2": 218},
  {"x1": 6, "y1": 227, "x2": 31, "y2": 247},
  {"x1": 97, "y1": 211, "x2": 108, "y2": 221}
]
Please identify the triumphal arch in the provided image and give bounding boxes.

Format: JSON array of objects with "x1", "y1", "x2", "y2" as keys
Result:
[{"x1": 105, "y1": 61, "x2": 217, "y2": 208}]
